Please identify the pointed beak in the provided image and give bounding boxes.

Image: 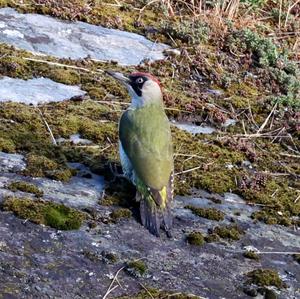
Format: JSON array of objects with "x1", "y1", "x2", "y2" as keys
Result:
[{"x1": 105, "y1": 70, "x2": 130, "y2": 85}]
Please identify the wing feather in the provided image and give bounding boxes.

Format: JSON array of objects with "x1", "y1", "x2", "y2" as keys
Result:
[{"x1": 119, "y1": 105, "x2": 173, "y2": 191}]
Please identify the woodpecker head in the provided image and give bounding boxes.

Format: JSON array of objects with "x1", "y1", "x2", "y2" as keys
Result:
[{"x1": 106, "y1": 71, "x2": 163, "y2": 108}]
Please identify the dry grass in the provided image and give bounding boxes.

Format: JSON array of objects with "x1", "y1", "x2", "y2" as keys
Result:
[
  {"x1": 160, "y1": 0, "x2": 241, "y2": 17},
  {"x1": 154, "y1": 0, "x2": 300, "y2": 38},
  {"x1": 153, "y1": 0, "x2": 300, "y2": 64}
]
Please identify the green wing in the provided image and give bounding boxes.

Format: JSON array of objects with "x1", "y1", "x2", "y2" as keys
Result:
[{"x1": 119, "y1": 105, "x2": 173, "y2": 191}]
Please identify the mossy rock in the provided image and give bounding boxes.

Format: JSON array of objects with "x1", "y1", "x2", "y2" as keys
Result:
[
  {"x1": 48, "y1": 168, "x2": 74, "y2": 182},
  {"x1": 196, "y1": 170, "x2": 237, "y2": 194},
  {"x1": 243, "y1": 250, "x2": 260, "y2": 261},
  {"x1": 126, "y1": 260, "x2": 147, "y2": 277},
  {"x1": 110, "y1": 208, "x2": 132, "y2": 221},
  {"x1": 117, "y1": 288, "x2": 202, "y2": 299},
  {"x1": 2, "y1": 197, "x2": 84, "y2": 230},
  {"x1": 80, "y1": 121, "x2": 118, "y2": 143},
  {"x1": 204, "y1": 233, "x2": 220, "y2": 243},
  {"x1": 241, "y1": 178, "x2": 300, "y2": 219},
  {"x1": 23, "y1": 153, "x2": 73, "y2": 182},
  {"x1": 44, "y1": 205, "x2": 83, "y2": 230},
  {"x1": 251, "y1": 209, "x2": 292, "y2": 226},
  {"x1": 173, "y1": 128, "x2": 244, "y2": 195},
  {"x1": 246, "y1": 269, "x2": 285, "y2": 289},
  {"x1": 83, "y1": 250, "x2": 102, "y2": 263},
  {"x1": 101, "y1": 195, "x2": 124, "y2": 206},
  {"x1": 0, "y1": 56, "x2": 30, "y2": 78},
  {"x1": 101, "y1": 251, "x2": 118, "y2": 264},
  {"x1": 47, "y1": 68, "x2": 81, "y2": 85},
  {"x1": 186, "y1": 231, "x2": 205, "y2": 246},
  {"x1": 212, "y1": 224, "x2": 244, "y2": 241},
  {"x1": 7, "y1": 181, "x2": 43, "y2": 197},
  {"x1": 23, "y1": 153, "x2": 59, "y2": 177},
  {"x1": 185, "y1": 205, "x2": 225, "y2": 221},
  {"x1": 0, "y1": 137, "x2": 16, "y2": 153}
]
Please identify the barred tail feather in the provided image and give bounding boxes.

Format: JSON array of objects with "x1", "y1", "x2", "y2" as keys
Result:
[
  {"x1": 161, "y1": 202, "x2": 173, "y2": 238},
  {"x1": 139, "y1": 191, "x2": 173, "y2": 238},
  {"x1": 140, "y1": 196, "x2": 160, "y2": 237}
]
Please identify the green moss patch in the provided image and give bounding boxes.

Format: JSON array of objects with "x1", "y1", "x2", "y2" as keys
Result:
[
  {"x1": 126, "y1": 260, "x2": 147, "y2": 277},
  {"x1": 110, "y1": 208, "x2": 132, "y2": 221},
  {"x1": 246, "y1": 269, "x2": 285, "y2": 289},
  {"x1": 2, "y1": 197, "x2": 84, "y2": 230},
  {"x1": 24, "y1": 154, "x2": 57, "y2": 177},
  {"x1": 186, "y1": 231, "x2": 205, "y2": 246},
  {"x1": 238, "y1": 174, "x2": 300, "y2": 225},
  {"x1": 251, "y1": 209, "x2": 292, "y2": 226},
  {"x1": 101, "y1": 195, "x2": 124, "y2": 206},
  {"x1": 7, "y1": 181, "x2": 43, "y2": 197},
  {"x1": 212, "y1": 225, "x2": 244, "y2": 241},
  {"x1": 117, "y1": 288, "x2": 202, "y2": 299},
  {"x1": 0, "y1": 137, "x2": 16, "y2": 153},
  {"x1": 185, "y1": 205, "x2": 225, "y2": 221},
  {"x1": 101, "y1": 251, "x2": 118, "y2": 264},
  {"x1": 243, "y1": 251, "x2": 260, "y2": 261},
  {"x1": 173, "y1": 128, "x2": 244, "y2": 195},
  {"x1": 204, "y1": 233, "x2": 220, "y2": 243},
  {"x1": 23, "y1": 153, "x2": 73, "y2": 182}
]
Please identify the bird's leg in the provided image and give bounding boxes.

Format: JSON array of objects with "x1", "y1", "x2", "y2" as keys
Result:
[{"x1": 109, "y1": 163, "x2": 129, "y2": 182}]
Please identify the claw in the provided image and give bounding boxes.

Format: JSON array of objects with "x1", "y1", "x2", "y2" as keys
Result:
[{"x1": 109, "y1": 163, "x2": 129, "y2": 182}]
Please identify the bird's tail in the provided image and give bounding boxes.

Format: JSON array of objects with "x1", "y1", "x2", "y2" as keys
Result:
[{"x1": 138, "y1": 187, "x2": 172, "y2": 238}]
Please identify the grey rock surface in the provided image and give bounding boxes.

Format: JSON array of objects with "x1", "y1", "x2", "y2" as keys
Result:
[
  {"x1": 0, "y1": 151, "x2": 26, "y2": 173},
  {"x1": 173, "y1": 122, "x2": 216, "y2": 134},
  {"x1": 0, "y1": 8, "x2": 168, "y2": 65},
  {"x1": 0, "y1": 77, "x2": 86, "y2": 105},
  {"x1": 57, "y1": 134, "x2": 93, "y2": 145},
  {"x1": 172, "y1": 119, "x2": 237, "y2": 134},
  {"x1": 0, "y1": 154, "x2": 104, "y2": 209},
  {"x1": 0, "y1": 153, "x2": 299, "y2": 299}
]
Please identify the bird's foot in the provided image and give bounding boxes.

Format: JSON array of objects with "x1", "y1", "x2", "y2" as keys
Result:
[{"x1": 109, "y1": 163, "x2": 128, "y2": 182}]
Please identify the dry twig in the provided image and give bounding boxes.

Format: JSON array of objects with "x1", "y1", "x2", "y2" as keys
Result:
[
  {"x1": 138, "y1": 282, "x2": 155, "y2": 299},
  {"x1": 36, "y1": 107, "x2": 57, "y2": 146},
  {"x1": 284, "y1": 0, "x2": 300, "y2": 28},
  {"x1": 256, "y1": 103, "x2": 277, "y2": 134},
  {"x1": 280, "y1": 152, "x2": 300, "y2": 159},
  {"x1": 175, "y1": 165, "x2": 202, "y2": 175},
  {"x1": 23, "y1": 57, "x2": 104, "y2": 75},
  {"x1": 102, "y1": 266, "x2": 125, "y2": 299}
]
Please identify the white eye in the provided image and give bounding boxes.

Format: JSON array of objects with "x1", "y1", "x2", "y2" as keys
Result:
[{"x1": 136, "y1": 77, "x2": 144, "y2": 84}]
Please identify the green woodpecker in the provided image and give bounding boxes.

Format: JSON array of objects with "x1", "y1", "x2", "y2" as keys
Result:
[{"x1": 106, "y1": 71, "x2": 173, "y2": 237}]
